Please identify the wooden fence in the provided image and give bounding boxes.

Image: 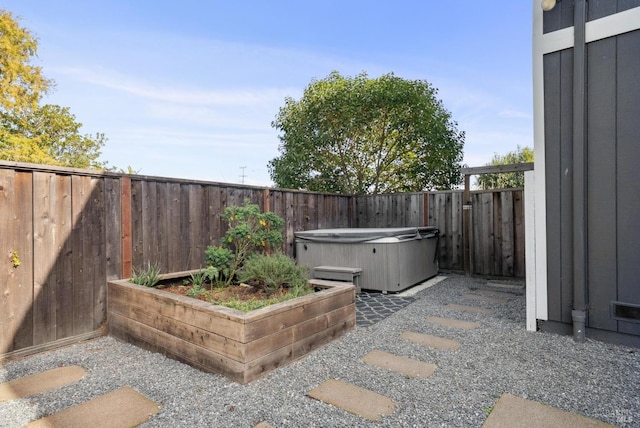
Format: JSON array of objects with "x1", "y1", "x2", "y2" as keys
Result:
[
  {"x1": 0, "y1": 161, "x2": 525, "y2": 359},
  {"x1": 354, "y1": 190, "x2": 525, "y2": 276}
]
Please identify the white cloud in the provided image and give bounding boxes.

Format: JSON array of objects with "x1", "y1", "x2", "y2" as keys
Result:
[{"x1": 52, "y1": 66, "x2": 295, "y2": 107}]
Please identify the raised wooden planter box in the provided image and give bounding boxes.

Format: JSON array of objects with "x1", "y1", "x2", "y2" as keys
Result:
[{"x1": 107, "y1": 272, "x2": 356, "y2": 384}]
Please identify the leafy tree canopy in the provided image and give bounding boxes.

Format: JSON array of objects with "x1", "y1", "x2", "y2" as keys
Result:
[
  {"x1": 476, "y1": 145, "x2": 534, "y2": 190},
  {"x1": 268, "y1": 71, "x2": 465, "y2": 194},
  {"x1": 0, "y1": 9, "x2": 108, "y2": 169}
]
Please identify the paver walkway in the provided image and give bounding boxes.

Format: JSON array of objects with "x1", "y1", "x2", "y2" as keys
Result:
[
  {"x1": 427, "y1": 315, "x2": 480, "y2": 330},
  {"x1": 361, "y1": 349, "x2": 437, "y2": 378},
  {"x1": 400, "y1": 331, "x2": 461, "y2": 350},
  {"x1": 307, "y1": 379, "x2": 396, "y2": 421},
  {"x1": 0, "y1": 368, "x2": 158, "y2": 427},
  {"x1": 0, "y1": 366, "x2": 86, "y2": 402},
  {"x1": 445, "y1": 303, "x2": 496, "y2": 315},
  {"x1": 483, "y1": 393, "x2": 615, "y2": 428},
  {"x1": 26, "y1": 386, "x2": 158, "y2": 428},
  {"x1": 2, "y1": 276, "x2": 619, "y2": 427},
  {"x1": 306, "y1": 278, "x2": 614, "y2": 427}
]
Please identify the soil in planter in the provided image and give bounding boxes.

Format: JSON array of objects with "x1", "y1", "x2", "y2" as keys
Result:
[{"x1": 156, "y1": 280, "x2": 314, "y2": 312}]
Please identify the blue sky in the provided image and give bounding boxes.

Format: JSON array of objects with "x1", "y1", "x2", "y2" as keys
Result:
[{"x1": 5, "y1": 1, "x2": 534, "y2": 186}]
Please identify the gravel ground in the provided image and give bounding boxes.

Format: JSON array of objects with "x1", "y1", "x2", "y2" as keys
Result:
[{"x1": 1, "y1": 275, "x2": 639, "y2": 428}]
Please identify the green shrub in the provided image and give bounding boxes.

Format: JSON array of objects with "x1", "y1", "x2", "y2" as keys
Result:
[
  {"x1": 222, "y1": 201, "x2": 285, "y2": 257},
  {"x1": 130, "y1": 262, "x2": 161, "y2": 287},
  {"x1": 238, "y1": 253, "x2": 310, "y2": 295},
  {"x1": 187, "y1": 273, "x2": 204, "y2": 298},
  {"x1": 205, "y1": 199, "x2": 286, "y2": 286},
  {"x1": 204, "y1": 246, "x2": 233, "y2": 281}
]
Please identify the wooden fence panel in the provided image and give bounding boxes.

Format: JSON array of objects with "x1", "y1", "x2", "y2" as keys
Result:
[
  {"x1": 166, "y1": 182, "x2": 182, "y2": 272},
  {"x1": 0, "y1": 170, "x2": 34, "y2": 353},
  {"x1": 500, "y1": 191, "x2": 514, "y2": 277},
  {"x1": 285, "y1": 191, "x2": 295, "y2": 255},
  {"x1": 429, "y1": 192, "x2": 448, "y2": 268},
  {"x1": 353, "y1": 193, "x2": 424, "y2": 228},
  {"x1": 188, "y1": 184, "x2": 207, "y2": 269},
  {"x1": 142, "y1": 180, "x2": 158, "y2": 271},
  {"x1": 426, "y1": 191, "x2": 462, "y2": 272},
  {"x1": 131, "y1": 180, "x2": 144, "y2": 270},
  {"x1": 492, "y1": 192, "x2": 503, "y2": 275},
  {"x1": 513, "y1": 190, "x2": 525, "y2": 278},
  {"x1": 1, "y1": 161, "x2": 528, "y2": 360},
  {"x1": 104, "y1": 178, "x2": 122, "y2": 282},
  {"x1": 155, "y1": 182, "x2": 169, "y2": 272},
  {"x1": 71, "y1": 175, "x2": 100, "y2": 335},
  {"x1": 32, "y1": 172, "x2": 58, "y2": 346},
  {"x1": 87, "y1": 178, "x2": 107, "y2": 332},
  {"x1": 55, "y1": 175, "x2": 74, "y2": 340},
  {"x1": 450, "y1": 191, "x2": 463, "y2": 271}
]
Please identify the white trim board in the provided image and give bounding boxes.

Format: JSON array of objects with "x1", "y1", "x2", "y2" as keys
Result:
[
  {"x1": 541, "y1": 6, "x2": 640, "y2": 54},
  {"x1": 532, "y1": 1, "x2": 548, "y2": 322},
  {"x1": 525, "y1": 170, "x2": 538, "y2": 331}
]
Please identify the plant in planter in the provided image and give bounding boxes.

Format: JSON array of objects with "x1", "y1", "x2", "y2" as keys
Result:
[
  {"x1": 213, "y1": 200, "x2": 285, "y2": 285},
  {"x1": 130, "y1": 261, "x2": 161, "y2": 287},
  {"x1": 167, "y1": 200, "x2": 315, "y2": 310},
  {"x1": 107, "y1": 200, "x2": 356, "y2": 383}
]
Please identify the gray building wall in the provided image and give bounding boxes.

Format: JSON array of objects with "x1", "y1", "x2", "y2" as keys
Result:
[
  {"x1": 543, "y1": 2, "x2": 640, "y2": 339},
  {"x1": 543, "y1": 0, "x2": 640, "y2": 33}
]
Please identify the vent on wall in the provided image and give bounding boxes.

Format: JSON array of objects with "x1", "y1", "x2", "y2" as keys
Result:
[{"x1": 611, "y1": 302, "x2": 640, "y2": 323}]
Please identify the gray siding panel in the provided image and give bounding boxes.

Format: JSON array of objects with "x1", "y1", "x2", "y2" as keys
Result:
[
  {"x1": 617, "y1": 1, "x2": 640, "y2": 14},
  {"x1": 544, "y1": 48, "x2": 576, "y2": 324},
  {"x1": 559, "y1": 49, "x2": 575, "y2": 324},
  {"x1": 543, "y1": 4, "x2": 640, "y2": 340},
  {"x1": 544, "y1": 52, "x2": 563, "y2": 322},
  {"x1": 543, "y1": 0, "x2": 575, "y2": 33},
  {"x1": 588, "y1": 0, "x2": 618, "y2": 21},
  {"x1": 616, "y1": 30, "x2": 640, "y2": 336},
  {"x1": 586, "y1": 37, "x2": 618, "y2": 332}
]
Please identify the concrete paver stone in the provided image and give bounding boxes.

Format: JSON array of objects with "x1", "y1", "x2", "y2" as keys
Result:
[
  {"x1": 463, "y1": 293, "x2": 509, "y2": 304},
  {"x1": 445, "y1": 303, "x2": 495, "y2": 315},
  {"x1": 362, "y1": 349, "x2": 437, "y2": 378},
  {"x1": 307, "y1": 379, "x2": 396, "y2": 422},
  {"x1": 427, "y1": 316, "x2": 480, "y2": 330},
  {"x1": 0, "y1": 366, "x2": 87, "y2": 402},
  {"x1": 470, "y1": 289, "x2": 516, "y2": 299},
  {"x1": 26, "y1": 386, "x2": 159, "y2": 428},
  {"x1": 400, "y1": 332, "x2": 461, "y2": 350},
  {"x1": 482, "y1": 393, "x2": 615, "y2": 428}
]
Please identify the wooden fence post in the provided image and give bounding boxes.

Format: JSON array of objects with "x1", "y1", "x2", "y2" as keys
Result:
[
  {"x1": 423, "y1": 192, "x2": 429, "y2": 226},
  {"x1": 263, "y1": 187, "x2": 270, "y2": 212}
]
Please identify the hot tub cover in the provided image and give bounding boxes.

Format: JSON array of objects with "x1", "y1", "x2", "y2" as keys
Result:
[{"x1": 294, "y1": 227, "x2": 438, "y2": 243}]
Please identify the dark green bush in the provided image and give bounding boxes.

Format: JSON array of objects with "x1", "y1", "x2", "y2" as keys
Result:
[
  {"x1": 205, "y1": 199, "x2": 286, "y2": 286},
  {"x1": 237, "y1": 253, "x2": 310, "y2": 296},
  {"x1": 204, "y1": 246, "x2": 234, "y2": 281}
]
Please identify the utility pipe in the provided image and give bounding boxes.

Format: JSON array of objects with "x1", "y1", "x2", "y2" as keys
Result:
[{"x1": 572, "y1": 0, "x2": 588, "y2": 342}]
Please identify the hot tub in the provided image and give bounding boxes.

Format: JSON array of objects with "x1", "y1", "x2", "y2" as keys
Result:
[{"x1": 295, "y1": 227, "x2": 439, "y2": 293}]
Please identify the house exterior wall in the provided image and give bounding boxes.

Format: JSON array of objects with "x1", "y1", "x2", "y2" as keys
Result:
[{"x1": 533, "y1": 0, "x2": 640, "y2": 344}]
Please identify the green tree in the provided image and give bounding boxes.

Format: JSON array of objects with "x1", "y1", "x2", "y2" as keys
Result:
[
  {"x1": 269, "y1": 71, "x2": 465, "y2": 194},
  {"x1": 0, "y1": 9, "x2": 108, "y2": 169},
  {"x1": 476, "y1": 145, "x2": 534, "y2": 190},
  {"x1": 0, "y1": 9, "x2": 51, "y2": 115}
]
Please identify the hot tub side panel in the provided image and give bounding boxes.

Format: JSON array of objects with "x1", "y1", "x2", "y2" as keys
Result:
[
  {"x1": 296, "y1": 237, "x2": 438, "y2": 292},
  {"x1": 397, "y1": 238, "x2": 439, "y2": 292}
]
